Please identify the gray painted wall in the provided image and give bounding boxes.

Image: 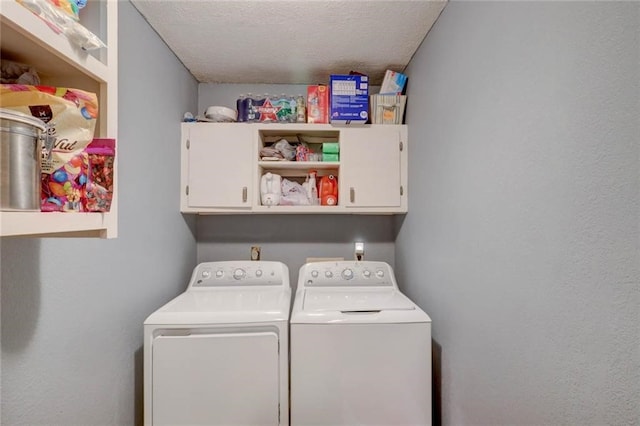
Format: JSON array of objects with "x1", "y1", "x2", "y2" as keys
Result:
[
  {"x1": 196, "y1": 214, "x2": 397, "y2": 292},
  {"x1": 0, "y1": 2, "x2": 198, "y2": 425},
  {"x1": 397, "y1": 1, "x2": 640, "y2": 425}
]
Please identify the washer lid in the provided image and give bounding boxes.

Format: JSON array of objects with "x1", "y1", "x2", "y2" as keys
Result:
[
  {"x1": 303, "y1": 288, "x2": 414, "y2": 312},
  {"x1": 144, "y1": 288, "x2": 291, "y2": 325},
  {"x1": 291, "y1": 288, "x2": 431, "y2": 324}
]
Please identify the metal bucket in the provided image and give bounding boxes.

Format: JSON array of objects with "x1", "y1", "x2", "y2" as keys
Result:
[{"x1": 0, "y1": 108, "x2": 47, "y2": 211}]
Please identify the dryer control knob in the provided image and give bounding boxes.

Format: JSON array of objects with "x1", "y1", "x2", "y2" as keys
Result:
[
  {"x1": 215, "y1": 270, "x2": 224, "y2": 278},
  {"x1": 376, "y1": 270, "x2": 385, "y2": 278},
  {"x1": 342, "y1": 268, "x2": 354, "y2": 280},
  {"x1": 325, "y1": 270, "x2": 333, "y2": 278},
  {"x1": 255, "y1": 269, "x2": 263, "y2": 277},
  {"x1": 363, "y1": 269, "x2": 371, "y2": 278},
  {"x1": 233, "y1": 268, "x2": 246, "y2": 280},
  {"x1": 311, "y1": 270, "x2": 319, "y2": 278}
]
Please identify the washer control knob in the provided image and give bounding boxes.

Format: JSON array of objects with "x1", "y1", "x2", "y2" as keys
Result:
[
  {"x1": 325, "y1": 270, "x2": 333, "y2": 278},
  {"x1": 233, "y1": 268, "x2": 246, "y2": 280},
  {"x1": 342, "y1": 268, "x2": 354, "y2": 280},
  {"x1": 215, "y1": 270, "x2": 224, "y2": 278},
  {"x1": 376, "y1": 270, "x2": 385, "y2": 278},
  {"x1": 363, "y1": 269, "x2": 371, "y2": 278},
  {"x1": 255, "y1": 269, "x2": 263, "y2": 277},
  {"x1": 311, "y1": 270, "x2": 319, "y2": 278},
  {"x1": 202, "y1": 270, "x2": 211, "y2": 278}
]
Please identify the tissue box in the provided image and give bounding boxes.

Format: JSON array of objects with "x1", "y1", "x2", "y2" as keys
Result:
[
  {"x1": 379, "y1": 70, "x2": 407, "y2": 95},
  {"x1": 329, "y1": 75, "x2": 369, "y2": 124}
]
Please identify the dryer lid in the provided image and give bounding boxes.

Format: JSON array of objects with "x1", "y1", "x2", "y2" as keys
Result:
[
  {"x1": 144, "y1": 288, "x2": 291, "y2": 325},
  {"x1": 302, "y1": 288, "x2": 415, "y2": 312}
]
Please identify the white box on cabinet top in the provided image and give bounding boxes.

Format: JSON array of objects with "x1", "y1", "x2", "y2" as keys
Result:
[{"x1": 180, "y1": 123, "x2": 407, "y2": 214}]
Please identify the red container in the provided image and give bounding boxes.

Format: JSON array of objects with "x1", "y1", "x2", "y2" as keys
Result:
[
  {"x1": 318, "y1": 175, "x2": 338, "y2": 206},
  {"x1": 307, "y1": 85, "x2": 329, "y2": 124}
]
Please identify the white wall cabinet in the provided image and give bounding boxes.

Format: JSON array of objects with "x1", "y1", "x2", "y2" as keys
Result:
[
  {"x1": 0, "y1": 0, "x2": 118, "y2": 238},
  {"x1": 180, "y1": 123, "x2": 407, "y2": 214},
  {"x1": 183, "y1": 124, "x2": 253, "y2": 209},
  {"x1": 340, "y1": 127, "x2": 404, "y2": 208}
]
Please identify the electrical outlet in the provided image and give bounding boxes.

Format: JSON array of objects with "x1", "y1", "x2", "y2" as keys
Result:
[{"x1": 251, "y1": 246, "x2": 261, "y2": 261}]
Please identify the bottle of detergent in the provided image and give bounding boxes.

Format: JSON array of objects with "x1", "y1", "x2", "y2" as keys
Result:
[{"x1": 318, "y1": 174, "x2": 338, "y2": 206}]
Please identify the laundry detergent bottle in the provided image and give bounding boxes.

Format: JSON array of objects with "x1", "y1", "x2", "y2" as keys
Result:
[{"x1": 318, "y1": 174, "x2": 338, "y2": 206}]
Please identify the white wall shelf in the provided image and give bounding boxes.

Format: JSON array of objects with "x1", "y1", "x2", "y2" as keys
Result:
[{"x1": 0, "y1": 0, "x2": 118, "y2": 238}]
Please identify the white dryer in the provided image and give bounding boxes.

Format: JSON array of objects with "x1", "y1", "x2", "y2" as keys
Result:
[
  {"x1": 144, "y1": 261, "x2": 290, "y2": 426},
  {"x1": 290, "y1": 261, "x2": 432, "y2": 426}
]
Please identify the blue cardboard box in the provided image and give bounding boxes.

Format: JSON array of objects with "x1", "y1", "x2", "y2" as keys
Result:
[{"x1": 330, "y1": 75, "x2": 369, "y2": 124}]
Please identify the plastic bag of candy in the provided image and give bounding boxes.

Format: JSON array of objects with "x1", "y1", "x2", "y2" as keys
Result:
[
  {"x1": 84, "y1": 138, "x2": 115, "y2": 212},
  {"x1": 41, "y1": 152, "x2": 88, "y2": 212},
  {"x1": 1, "y1": 84, "x2": 98, "y2": 212}
]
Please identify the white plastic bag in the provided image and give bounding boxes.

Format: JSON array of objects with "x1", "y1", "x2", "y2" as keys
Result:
[{"x1": 280, "y1": 178, "x2": 310, "y2": 205}]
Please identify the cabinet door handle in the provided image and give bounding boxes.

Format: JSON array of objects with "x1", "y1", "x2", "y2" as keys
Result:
[
  {"x1": 242, "y1": 186, "x2": 247, "y2": 202},
  {"x1": 350, "y1": 187, "x2": 355, "y2": 203}
]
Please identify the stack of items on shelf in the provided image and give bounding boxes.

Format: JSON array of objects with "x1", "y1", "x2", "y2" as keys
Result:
[
  {"x1": 259, "y1": 139, "x2": 338, "y2": 163},
  {"x1": 237, "y1": 94, "x2": 303, "y2": 123},
  {"x1": 260, "y1": 171, "x2": 338, "y2": 207},
  {"x1": 214, "y1": 69, "x2": 408, "y2": 125},
  {"x1": 0, "y1": 83, "x2": 115, "y2": 213},
  {"x1": 370, "y1": 70, "x2": 408, "y2": 124}
]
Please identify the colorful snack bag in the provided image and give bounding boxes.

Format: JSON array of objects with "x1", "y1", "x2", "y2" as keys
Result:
[
  {"x1": 40, "y1": 152, "x2": 88, "y2": 212},
  {"x1": 84, "y1": 138, "x2": 115, "y2": 212},
  {"x1": 0, "y1": 84, "x2": 98, "y2": 211}
]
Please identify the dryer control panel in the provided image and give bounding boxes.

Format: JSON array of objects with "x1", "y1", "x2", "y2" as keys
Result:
[
  {"x1": 189, "y1": 261, "x2": 290, "y2": 288},
  {"x1": 300, "y1": 261, "x2": 396, "y2": 288}
]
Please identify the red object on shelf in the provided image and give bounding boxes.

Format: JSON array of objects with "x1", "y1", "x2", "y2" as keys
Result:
[{"x1": 318, "y1": 175, "x2": 338, "y2": 206}]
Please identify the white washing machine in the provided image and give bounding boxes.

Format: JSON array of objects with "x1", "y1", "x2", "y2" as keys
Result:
[
  {"x1": 144, "y1": 261, "x2": 291, "y2": 426},
  {"x1": 290, "y1": 260, "x2": 432, "y2": 426}
]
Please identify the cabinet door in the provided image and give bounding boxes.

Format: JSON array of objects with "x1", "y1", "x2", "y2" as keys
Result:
[
  {"x1": 340, "y1": 126, "x2": 404, "y2": 208},
  {"x1": 185, "y1": 124, "x2": 254, "y2": 209}
]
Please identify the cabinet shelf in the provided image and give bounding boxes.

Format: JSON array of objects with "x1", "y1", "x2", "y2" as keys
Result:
[
  {"x1": 0, "y1": 0, "x2": 118, "y2": 238},
  {"x1": 0, "y1": 211, "x2": 115, "y2": 237},
  {"x1": 258, "y1": 161, "x2": 338, "y2": 170},
  {"x1": 0, "y1": 1, "x2": 109, "y2": 82},
  {"x1": 249, "y1": 206, "x2": 400, "y2": 214}
]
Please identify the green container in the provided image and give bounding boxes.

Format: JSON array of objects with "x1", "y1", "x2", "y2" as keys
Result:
[
  {"x1": 322, "y1": 153, "x2": 339, "y2": 162},
  {"x1": 322, "y1": 142, "x2": 340, "y2": 154}
]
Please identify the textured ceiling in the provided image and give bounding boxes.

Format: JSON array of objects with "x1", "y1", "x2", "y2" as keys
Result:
[{"x1": 130, "y1": 0, "x2": 447, "y2": 85}]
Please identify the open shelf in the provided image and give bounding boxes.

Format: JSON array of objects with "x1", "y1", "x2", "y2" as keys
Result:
[
  {"x1": 0, "y1": 210, "x2": 115, "y2": 238},
  {"x1": 1, "y1": 0, "x2": 118, "y2": 238}
]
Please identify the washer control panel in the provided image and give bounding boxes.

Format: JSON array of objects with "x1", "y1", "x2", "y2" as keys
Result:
[
  {"x1": 300, "y1": 261, "x2": 395, "y2": 288},
  {"x1": 190, "y1": 261, "x2": 289, "y2": 288}
]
